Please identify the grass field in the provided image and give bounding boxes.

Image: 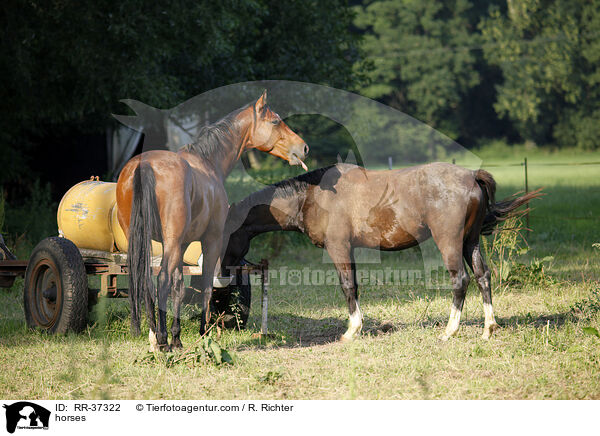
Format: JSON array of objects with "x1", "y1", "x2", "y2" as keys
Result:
[{"x1": 1, "y1": 148, "x2": 599, "y2": 399}]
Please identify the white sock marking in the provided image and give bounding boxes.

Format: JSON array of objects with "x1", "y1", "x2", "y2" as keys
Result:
[
  {"x1": 442, "y1": 305, "x2": 462, "y2": 339},
  {"x1": 342, "y1": 303, "x2": 363, "y2": 340},
  {"x1": 148, "y1": 329, "x2": 160, "y2": 352},
  {"x1": 482, "y1": 302, "x2": 498, "y2": 338}
]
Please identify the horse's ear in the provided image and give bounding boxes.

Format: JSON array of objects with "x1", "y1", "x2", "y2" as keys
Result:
[{"x1": 254, "y1": 89, "x2": 267, "y2": 115}]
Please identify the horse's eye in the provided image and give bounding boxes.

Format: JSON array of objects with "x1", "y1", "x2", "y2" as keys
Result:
[{"x1": 271, "y1": 119, "x2": 281, "y2": 125}]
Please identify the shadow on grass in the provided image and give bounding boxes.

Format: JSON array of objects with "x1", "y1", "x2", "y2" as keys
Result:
[
  {"x1": 235, "y1": 309, "x2": 575, "y2": 350},
  {"x1": 231, "y1": 313, "x2": 399, "y2": 349},
  {"x1": 0, "y1": 297, "x2": 575, "y2": 351}
]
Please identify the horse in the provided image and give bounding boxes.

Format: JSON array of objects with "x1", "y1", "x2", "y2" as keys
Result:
[
  {"x1": 223, "y1": 162, "x2": 543, "y2": 341},
  {"x1": 116, "y1": 91, "x2": 308, "y2": 351}
]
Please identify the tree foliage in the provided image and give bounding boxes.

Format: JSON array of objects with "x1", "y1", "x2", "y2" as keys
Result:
[
  {"x1": 481, "y1": 0, "x2": 600, "y2": 149},
  {"x1": 353, "y1": 0, "x2": 503, "y2": 144},
  {"x1": 0, "y1": 0, "x2": 364, "y2": 189},
  {"x1": 354, "y1": 0, "x2": 600, "y2": 151}
]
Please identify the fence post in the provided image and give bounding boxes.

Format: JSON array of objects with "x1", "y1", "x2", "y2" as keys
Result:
[
  {"x1": 524, "y1": 157, "x2": 529, "y2": 229},
  {"x1": 260, "y1": 259, "x2": 269, "y2": 335},
  {"x1": 388, "y1": 156, "x2": 393, "y2": 170}
]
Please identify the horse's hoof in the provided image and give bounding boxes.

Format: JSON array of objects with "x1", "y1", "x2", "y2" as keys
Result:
[
  {"x1": 340, "y1": 334, "x2": 354, "y2": 343},
  {"x1": 481, "y1": 323, "x2": 498, "y2": 340},
  {"x1": 171, "y1": 339, "x2": 183, "y2": 350},
  {"x1": 149, "y1": 341, "x2": 171, "y2": 353},
  {"x1": 439, "y1": 333, "x2": 451, "y2": 342}
]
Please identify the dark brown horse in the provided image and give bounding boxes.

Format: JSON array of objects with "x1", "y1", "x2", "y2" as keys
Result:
[
  {"x1": 116, "y1": 91, "x2": 308, "y2": 351},
  {"x1": 223, "y1": 163, "x2": 542, "y2": 341}
]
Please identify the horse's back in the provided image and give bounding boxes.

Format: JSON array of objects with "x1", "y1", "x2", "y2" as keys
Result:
[
  {"x1": 305, "y1": 162, "x2": 483, "y2": 249},
  {"x1": 116, "y1": 150, "x2": 191, "y2": 236}
]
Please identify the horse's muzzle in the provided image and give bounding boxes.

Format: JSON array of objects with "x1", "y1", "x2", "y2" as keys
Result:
[{"x1": 289, "y1": 142, "x2": 309, "y2": 171}]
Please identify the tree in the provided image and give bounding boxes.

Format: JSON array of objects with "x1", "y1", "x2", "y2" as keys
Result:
[
  {"x1": 353, "y1": 0, "x2": 503, "y2": 146},
  {"x1": 481, "y1": 0, "x2": 600, "y2": 149},
  {"x1": 0, "y1": 0, "x2": 365, "y2": 192}
]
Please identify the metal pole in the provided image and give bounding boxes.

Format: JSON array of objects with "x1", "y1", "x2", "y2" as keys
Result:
[
  {"x1": 388, "y1": 156, "x2": 393, "y2": 170},
  {"x1": 524, "y1": 157, "x2": 529, "y2": 229},
  {"x1": 260, "y1": 259, "x2": 269, "y2": 335}
]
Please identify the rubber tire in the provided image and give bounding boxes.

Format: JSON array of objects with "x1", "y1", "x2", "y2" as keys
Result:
[
  {"x1": 212, "y1": 267, "x2": 251, "y2": 329},
  {"x1": 24, "y1": 237, "x2": 88, "y2": 334}
]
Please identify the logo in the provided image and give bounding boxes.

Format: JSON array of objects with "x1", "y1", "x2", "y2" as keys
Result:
[{"x1": 3, "y1": 402, "x2": 50, "y2": 433}]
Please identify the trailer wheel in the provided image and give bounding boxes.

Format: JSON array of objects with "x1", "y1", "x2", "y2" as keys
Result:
[{"x1": 24, "y1": 237, "x2": 88, "y2": 334}]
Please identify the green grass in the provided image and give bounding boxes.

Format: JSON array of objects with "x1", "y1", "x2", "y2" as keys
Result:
[{"x1": 0, "y1": 147, "x2": 599, "y2": 399}]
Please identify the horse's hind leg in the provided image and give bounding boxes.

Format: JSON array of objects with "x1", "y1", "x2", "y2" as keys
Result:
[
  {"x1": 327, "y1": 242, "x2": 362, "y2": 341},
  {"x1": 155, "y1": 266, "x2": 171, "y2": 352},
  {"x1": 198, "y1": 231, "x2": 224, "y2": 335},
  {"x1": 144, "y1": 281, "x2": 159, "y2": 352},
  {"x1": 435, "y1": 234, "x2": 470, "y2": 341},
  {"x1": 464, "y1": 240, "x2": 498, "y2": 339},
  {"x1": 156, "y1": 241, "x2": 184, "y2": 351},
  {"x1": 169, "y1": 257, "x2": 185, "y2": 349}
]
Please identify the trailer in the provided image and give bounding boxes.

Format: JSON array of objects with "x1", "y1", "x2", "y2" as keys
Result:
[
  {"x1": 0, "y1": 236, "x2": 269, "y2": 335},
  {"x1": 0, "y1": 177, "x2": 272, "y2": 335}
]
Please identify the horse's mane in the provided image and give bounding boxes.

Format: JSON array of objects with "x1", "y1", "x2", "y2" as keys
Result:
[
  {"x1": 181, "y1": 105, "x2": 248, "y2": 160},
  {"x1": 226, "y1": 165, "x2": 336, "y2": 232},
  {"x1": 231, "y1": 165, "x2": 337, "y2": 214},
  {"x1": 269, "y1": 165, "x2": 336, "y2": 198}
]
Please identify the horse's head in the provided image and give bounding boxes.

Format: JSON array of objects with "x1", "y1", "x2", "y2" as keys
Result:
[{"x1": 244, "y1": 90, "x2": 309, "y2": 170}]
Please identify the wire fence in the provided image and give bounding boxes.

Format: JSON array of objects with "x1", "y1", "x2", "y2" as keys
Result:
[
  {"x1": 449, "y1": 157, "x2": 600, "y2": 228},
  {"x1": 479, "y1": 161, "x2": 600, "y2": 167}
]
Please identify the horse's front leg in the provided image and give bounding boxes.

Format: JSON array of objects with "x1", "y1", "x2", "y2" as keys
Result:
[{"x1": 327, "y1": 242, "x2": 362, "y2": 341}]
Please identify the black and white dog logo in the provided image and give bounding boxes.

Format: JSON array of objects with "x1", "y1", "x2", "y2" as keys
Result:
[{"x1": 3, "y1": 402, "x2": 50, "y2": 433}]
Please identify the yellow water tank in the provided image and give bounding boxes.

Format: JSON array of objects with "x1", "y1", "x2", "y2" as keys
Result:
[
  {"x1": 111, "y1": 206, "x2": 203, "y2": 265},
  {"x1": 57, "y1": 180, "x2": 117, "y2": 252},
  {"x1": 58, "y1": 179, "x2": 203, "y2": 264},
  {"x1": 109, "y1": 204, "x2": 163, "y2": 257}
]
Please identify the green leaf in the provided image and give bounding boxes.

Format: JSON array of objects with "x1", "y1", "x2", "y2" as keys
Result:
[
  {"x1": 501, "y1": 260, "x2": 512, "y2": 281},
  {"x1": 221, "y1": 350, "x2": 234, "y2": 365},
  {"x1": 582, "y1": 327, "x2": 600, "y2": 339},
  {"x1": 208, "y1": 339, "x2": 223, "y2": 365}
]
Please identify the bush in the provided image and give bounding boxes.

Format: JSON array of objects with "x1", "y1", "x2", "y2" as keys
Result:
[
  {"x1": 3, "y1": 180, "x2": 57, "y2": 259},
  {"x1": 483, "y1": 216, "x2": 554, "y2": 289}
]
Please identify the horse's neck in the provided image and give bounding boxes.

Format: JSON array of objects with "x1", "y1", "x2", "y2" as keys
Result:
[
  {"x1": 216, "y1": 139, "x2": 244, "y2": 180},
  {"x1": 193, "y1": 119, "x2": 248, "y2": 181},
  {"x1": 231, "y1": 190, "x2": 303, "y2": 236}
]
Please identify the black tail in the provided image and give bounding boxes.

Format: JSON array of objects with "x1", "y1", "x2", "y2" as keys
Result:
[
  {"x1": 128, "y1": 163, "x2": 161, "y2": 335},
  {"x1": 475, "y1": 169, "x2": 544, "y2": 235}
]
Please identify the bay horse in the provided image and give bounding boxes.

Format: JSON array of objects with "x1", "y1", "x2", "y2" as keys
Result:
[
  {"x1": 116, "y1": 91, "x2": 308, "y2": 351},
  {"x1": 223, "y1": 163, "x2": 542, "y2": 341}
]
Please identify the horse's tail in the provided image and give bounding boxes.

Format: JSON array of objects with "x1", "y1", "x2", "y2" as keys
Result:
[
  {"x1": 475, "y1": 169, "x2": 544, "y2": 235},
  {"x1": 128, "y1": 163, "x2": 161, "y2": 335}
]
